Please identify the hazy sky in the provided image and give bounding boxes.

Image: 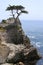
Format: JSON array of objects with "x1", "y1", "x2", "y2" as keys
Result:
[{"x1": 0, "y1": 0, "x2": 43, "y2": 20}]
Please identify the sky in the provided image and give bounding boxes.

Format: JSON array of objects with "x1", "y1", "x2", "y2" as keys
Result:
[{"x1": 0, "y1": 0, "x2": 43, "y2": 20}]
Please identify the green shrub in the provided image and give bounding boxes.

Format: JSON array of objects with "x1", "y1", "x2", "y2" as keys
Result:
[
  {"x1": 2, "y1": 20, "x2": 6, "y2": 23},
  {"x1": 0, "y1": 27, "x2": 6, "y2": 32}
]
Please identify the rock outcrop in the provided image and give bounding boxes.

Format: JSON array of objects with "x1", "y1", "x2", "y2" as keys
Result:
[{"x1": 0, "y1": 18, "x2": 41, "y2": 65}]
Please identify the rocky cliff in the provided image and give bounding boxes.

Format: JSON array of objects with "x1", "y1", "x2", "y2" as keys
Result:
[{"x1": 0, "y1": 18, "x2": 41, "y2": 65}]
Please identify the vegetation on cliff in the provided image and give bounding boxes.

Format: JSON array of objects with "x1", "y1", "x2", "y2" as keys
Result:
[{"x1": 6, "y1": 5, "x2": 28, "y2": 19}]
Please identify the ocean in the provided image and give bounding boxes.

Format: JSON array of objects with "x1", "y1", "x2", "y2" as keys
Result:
[{"x1": 21, "y1": 20, "x2": 43, "y2": 65}]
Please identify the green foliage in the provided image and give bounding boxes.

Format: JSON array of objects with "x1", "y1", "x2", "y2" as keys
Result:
[
  {"x1": 6, "y1": 5, "x2": 16, "y2": 10},
  {"x1": 15, "y1": 5, "x2": 24, "y2": 10},
  {"x1": 2, "y1": 20, "x2": 6, "y2": 23},
  {"x1": 6, "y1": 5, "x2": 24, "y2": 11},
  {"x1": 15, "y1": 25, "x2": 21, "y2": 30},
  {"x1": 0, "y1": 27, "x2": 6, "y2": 32},
  {"x1": 6, "y1": 5, "x2": 28, "y2": 19},
  {"x1": 21, "y1": 10, "x2": 28, "y2": 14}
]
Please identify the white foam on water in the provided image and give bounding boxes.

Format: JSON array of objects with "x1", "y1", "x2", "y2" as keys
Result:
[
  {"x1": 28, "y1": 35, "x2": 35, "y2": 39},
  {"x1": 36, "y1": 42, "x2": 41, "y2": 47},
  {"x1": 30, "y1": 41, "x2": 36, "y2": 47},
  {"x1": 31, "y1": 41, "x2": 43, "y2": 48},
  {"x1": 36, "y1": 42, "x2": 43, "y2": 48}
]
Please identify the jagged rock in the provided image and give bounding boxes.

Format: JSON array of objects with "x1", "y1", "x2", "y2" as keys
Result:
[
  {"x1": 1, "y1": 42, "x2": 25, "y2": 62},
  {"x1": 0, "y1": 18, "x2": 41, "y2": 65},
  {"x1": 6, "y1": 46, "x2": 40, "y2": 64},
  {"x1": 0, "y1": 42, "x2": 40, "y2": 65}
]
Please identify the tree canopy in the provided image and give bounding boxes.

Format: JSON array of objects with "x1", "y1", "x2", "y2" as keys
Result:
[{"x1": 6, "y1": 5, "x2": 28, "y2": 19}]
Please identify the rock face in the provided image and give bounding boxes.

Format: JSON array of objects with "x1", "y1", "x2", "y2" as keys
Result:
[
  {"x1": 0, "y1": 44, "x2": 10, "y2": 63},
  {"x1": 0, "y1": 18, "x2": 41, "y2": 65}
]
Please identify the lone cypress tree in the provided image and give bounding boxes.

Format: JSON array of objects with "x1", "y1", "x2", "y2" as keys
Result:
[{"x1": 6, "y1": 5, "x2": 28, "y2": 19}]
